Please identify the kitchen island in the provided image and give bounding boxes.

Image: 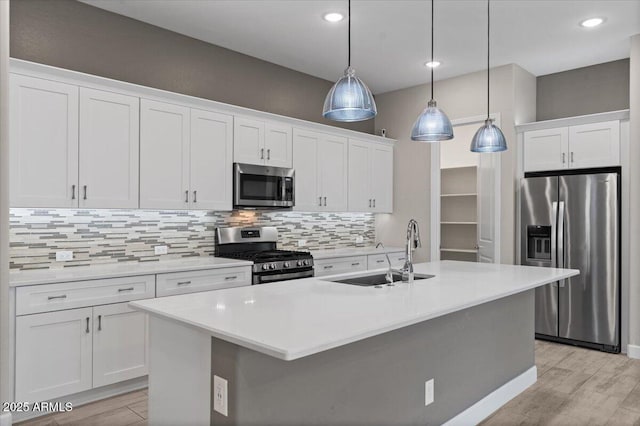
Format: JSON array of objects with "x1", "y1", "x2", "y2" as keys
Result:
[{"x1": 130, "y1": 261, "x2": 578, "y2": 426}]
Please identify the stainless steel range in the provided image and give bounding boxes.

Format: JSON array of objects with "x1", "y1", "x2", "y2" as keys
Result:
[{"x1": 215, "y1": 226, "x2": 314, "y2": 285}]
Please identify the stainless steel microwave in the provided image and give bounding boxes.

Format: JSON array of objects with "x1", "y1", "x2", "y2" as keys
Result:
[{"x1": 233, "y1": 163, "x2": 295, "y2": 209}]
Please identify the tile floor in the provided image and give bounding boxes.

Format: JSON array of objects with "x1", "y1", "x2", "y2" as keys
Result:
[{"x1": 16, "y1": 340, "x2": 640, "y2": 426}]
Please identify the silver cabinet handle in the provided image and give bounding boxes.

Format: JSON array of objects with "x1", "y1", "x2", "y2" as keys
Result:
[
  {"x1": 193, "y1": 190, "x2": 197, "y2": 203},
  {"x1": 83, "y1": 185, "x2": 87, "y2": 200},
  {"x1": 318, "y1": 196, "x2": 322, "y2": 207},
  {"x1": 48, "y1": 295, "x2": 67, "y2": 300},
  {"x1": 570, "y1": 152, "x2": 574, "y2": 163},
  {"x1": 267, "y1": 149, "x2": 271, "y2": 160},
  {"x1": 376, "y1": 259, "x2": 385, "y2": 263},
  {"x1": 369, "y1": 199, "x2": 372, "y2": 208},
  {"x1": 373, "y1": 199, "x2": 376, "y2": 208},
  {"x1": 260, "y1": 148, "x2": 265, "y2": 160},
  {"x1": 323, "y1": 265, "x2": 333, "y2": 269},
  {"x1": 177, "y1": 281, "x2": 191, "y2": 286},
  {"x1": 185, "y1": 190, "x2": 189, "y2": 203},
  {"x1": 98, "y1": 315, "x2": 102, "y2": 331},
  {"x1": 85, "y1": 317, "x2": 90, "y2": 334},
  {"x1": 351, "y1": 262, "x2": 360, "y2": 266},
  {"x1": 118, "y1": 287, "x2": 134, "y2": 292},
  {"x1": 562, "y1": 153, "x2": 566, "y2": 164},
  {"x1": 323, "y1": 196, "x2": 327, "y2": 206},
  {"x1": 224, "y1": 275, "x2": 238, "y2": 280},
  {"x1": 72, "y1": 185, "x2": 76, "y2": 200}
]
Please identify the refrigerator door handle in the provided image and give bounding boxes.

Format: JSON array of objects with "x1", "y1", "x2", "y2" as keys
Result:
[
  {"x1": 551, "y1": 201, "x2": 558, "y2": 268},
  {"x1": 558, "y1": 201, "x2": 566, "y2": 286}
]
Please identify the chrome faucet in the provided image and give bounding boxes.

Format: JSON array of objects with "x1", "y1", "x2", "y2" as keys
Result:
[
  {"x1": 375, "y1": 242, "x2": 395, "y2": 284},
  {"x1": 402, "y1": 219, "x2": 422, "y2": 283}
]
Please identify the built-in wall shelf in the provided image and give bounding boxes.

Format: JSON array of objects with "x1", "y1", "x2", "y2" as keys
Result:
[
  {"x1": 441, "y1": 222, "x2": 477, "y2": 225},
  {"x1": 441, "y1": 193, "x2": 477, "y2": 198},
  {"x1": 440, "y1": 248, "x2": 479, "y2": 254}
]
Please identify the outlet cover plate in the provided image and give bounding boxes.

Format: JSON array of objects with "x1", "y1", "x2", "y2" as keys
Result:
[
  {"x1": 213, "y1": 375, "x2": 228, "y2": 416},
  {"x1": 297, "y1": 240, "x2": 306, "y2": 247},
  {"x1": 425, "y1": 379, "x2": 434, "y2": 406},
  {"x1": 154, "y1": 245, "x2": 168, "y2": 255},
  {"x1": 55, "y1": 251, "x2": 73, "y2": 262}
]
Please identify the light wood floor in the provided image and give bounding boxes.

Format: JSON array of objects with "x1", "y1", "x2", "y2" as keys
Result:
[{"x1": 17, "y1": 340, "x2": 640, "y2": 426}]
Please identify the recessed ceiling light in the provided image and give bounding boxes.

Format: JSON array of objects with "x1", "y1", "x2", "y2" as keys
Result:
[
  {"x1": 580, "y1": 17, "x2": 604, "y2": 28},
  {"x1": 323, "y1": 12, "x2": 344, "y2": 23},
  {"x1": 425, "y1": 61, "x2": 441, "y2": 68}
]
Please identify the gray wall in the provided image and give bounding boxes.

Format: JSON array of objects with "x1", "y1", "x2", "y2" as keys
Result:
[
  {"x1": 537, "y1": 59, "x2": 630, "y2": 121},
  {"x1": 9, "y1": 0, "x2": 374, "y2": 134},
  {"x1": 211, "y1": 290, "x2": 535, "y2": 425}
]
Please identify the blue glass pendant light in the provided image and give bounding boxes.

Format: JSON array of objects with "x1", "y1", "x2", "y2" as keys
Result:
[
  {"x1": 470, "y1": 0, "x2": 507, "y2": 153},
  {"x1": 411, "y1": 0, "x2": 453, "y2": 142},
  {"x1": 323, "y1": 0, "x2": 377, "y2": 122}
]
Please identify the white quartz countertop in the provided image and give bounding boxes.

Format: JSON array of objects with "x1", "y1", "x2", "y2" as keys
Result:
[
  {"x1": 309, "y1": 246, "x2": 405, "y2": 260},
  {"x1": 9, "y1": 257, "x2": 253, "y2": 287},
  {"x1": 130, "y1": 261, "x2": 579, "y2": 361}
]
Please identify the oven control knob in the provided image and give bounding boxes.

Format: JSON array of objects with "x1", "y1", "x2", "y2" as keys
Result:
[
  {"x1": 297, "y1": 260, "x2": 303, "y2": 267},
  {"x1": 270, "y1": 263, "x2": 276, "y2": 270},
  {"x1": 262, "y1": 264, "x2": 269, "y2": 271},
  {"x1": 283, "y1": 262, "x2": 290, "y2": 268},
  {"x1": 303, "y1": 260, "x2": 309, "y2": 266}
]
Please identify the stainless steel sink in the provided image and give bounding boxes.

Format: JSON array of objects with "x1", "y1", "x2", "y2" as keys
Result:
[{"x1": 329, "y1": 272, "x2": 435, "y2": 287}]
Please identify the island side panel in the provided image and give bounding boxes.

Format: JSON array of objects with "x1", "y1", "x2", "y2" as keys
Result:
[
  {"x1": 148, "y1": 316, "x2": 212, "y2": 426},
  {"x1": 210, "y1": 290, "x2": 535, "y2": 426}
]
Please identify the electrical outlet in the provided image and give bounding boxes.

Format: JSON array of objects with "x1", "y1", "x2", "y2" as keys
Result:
[
  {"x1": 55, "y1": 251, "x2": 73, "y2": 262},
  {"x1": 154, "y1": 245, "x2": 168, "y2": 255},
  {"x1": 355, "y1": 236, "x2": 364, "y2": 244},
  {"x1": 425, "y1": 379, "x2": 434, "y2": 406},
  {"x1": 213, "y1": 375, "x2": 228, "y2": 416},
  {"x1": 297, "y1": 240, "x2": 306, "y2": 247}
]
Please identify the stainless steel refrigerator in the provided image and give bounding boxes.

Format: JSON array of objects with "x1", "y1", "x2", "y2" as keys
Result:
[{"x1": 520, "y1": 168, "x2": 620, "y2": 353}]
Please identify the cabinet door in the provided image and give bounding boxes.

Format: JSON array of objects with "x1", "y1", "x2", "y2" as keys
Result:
[
  {"x1": 140, "y1": 99, "x2": 190, "y2": 209},
  {"x1": 190, "y1": 109, "x2": 233, "y2": 210},
  {"x1": 371, "y1": 143, "x2": 393, "y2": 213},
  {"x1": 10, "y1": 74, "x2": 79, "y2": 208},
  {"x1": 264, "y1": 122, "x2": 293, "y2": 168},
  {"x1": 568, "y1": 121, "x2": 620, "y2": 169},
  {"x1": 79, "y1": 88, "x2": 139, "y2": 209},
  {"x1": 319, "y1": 134, "x2": 349, "y2": 211},
  {"x1": 15, "y1": 308, "x2": 93, "y2": 401},
  {"x1": 314, "y1": 256, "x2": 367, "y2": 277},
  {"x1": 234, "y1": 116, "x2": 265, "y2": 165},
  {"x1": 93, "y1": 303, "x2": 148, "y2": 388},
  {"x1": 523, "y1": 128, "x2": 569, "y2": 172},
  {"x1": 293, "y1": 128, "x2": 322, "y2": 211},
  {"x1": 348, "y1": 139, "x2": 372, "y2": 212}
]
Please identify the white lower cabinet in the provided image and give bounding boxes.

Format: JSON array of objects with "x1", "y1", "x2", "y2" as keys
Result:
[
  {"x1": 314, "y1": 256, "x2": 367, "y2": 277},
  {"x1": 156, "y1": 267, "x2": 251, "y2": 297},
  {"x1": 367, "y1": 252, "x2": 406, "y2": 269},
  {"x1": 92, "y1": 303, "x2": 148, "y2": 388},
  {"x1": 15, "y1": 307, "x2": 93, "y2": 401}
]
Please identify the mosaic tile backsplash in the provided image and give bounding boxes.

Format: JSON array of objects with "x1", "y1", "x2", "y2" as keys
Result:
[{"x1": 9, "y1": 209, "x2": 376, "y2": 270}]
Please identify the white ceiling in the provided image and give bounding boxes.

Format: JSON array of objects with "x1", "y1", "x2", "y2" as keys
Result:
[{"x1": 81, "y1": 0, "x2": 640, "y2": 94}]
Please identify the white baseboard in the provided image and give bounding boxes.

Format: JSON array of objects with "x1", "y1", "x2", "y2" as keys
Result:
[
  {"x1": 0, "y1": 412, "x2": 12, "y2": 426},
  {"x1": 443, "y1": 366, "x2": 537, "y2": 426},
  {"x1": 628, "y1": 344, "x2": 640, "y2": 359}
]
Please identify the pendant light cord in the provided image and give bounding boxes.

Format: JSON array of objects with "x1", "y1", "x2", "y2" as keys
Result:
[
  {"x1": 348, "y1": 0, "x2": 351, "y2": 67},
  {"x1": 486, "y1": 0, "x2": 490, "y2": 120},
  {"x1": 430, "y1": 0, "x2": 434, "y2": 101}
]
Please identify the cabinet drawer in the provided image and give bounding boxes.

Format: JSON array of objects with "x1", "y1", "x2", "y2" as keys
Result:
[
  {"x1": 156, "y1": 267, "x2": 251, "y2": 297},
  {"x1": 368, "y1": 252, "x2": 406, "y2": 269},
  {"x1": 314, "y1": 256, "x2": 367, "y2": 277},
  {"x1": 16, "y1": 275, "x2": 155, "y2": 316}
]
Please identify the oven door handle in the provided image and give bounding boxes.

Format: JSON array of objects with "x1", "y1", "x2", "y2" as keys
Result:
[{"x1": 256, "y1": 270, "x2": 314, "y2": 284}]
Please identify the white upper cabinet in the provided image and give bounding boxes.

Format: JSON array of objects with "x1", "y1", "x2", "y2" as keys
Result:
[
  {"x1": 348, "y1": 139, "x2": 393, "y2": 213},
  {"x1": 10, "y1": 74, "x2": 79, "y2": 208},
  {"x1": 523, "y1": 120, "x2": 620, "y2": 172},
  {"x1": 568, "y1": 121, "x2": 620, "y2": 169},
  {"x1": 234, "y1": 116, "x2": 292, "y2": 167},
  {"x1": 79, "y1": 88, "x2": 140, "y2": 209},
  {"x1": 293, "y1": 129, "x2": 348, "y2": 212},
  {"x1": 140, "y1": 99, "x2": 191, "y2": 209},
  {"x1": 190, "y1": 109, "x2": 234, "y2": 210},
  {"x1": 523, "y1": 128, "x2": 569, "y2": 172},
  {"x1": 292, "y1": 128, "x2": 321, "y2": 211}
]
